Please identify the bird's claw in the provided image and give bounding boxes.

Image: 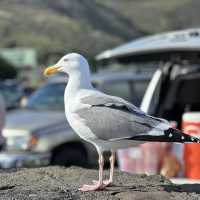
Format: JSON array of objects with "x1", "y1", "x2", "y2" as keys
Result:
[
  {"x1": 103, "y1": 179, "x2": 113, "y2": 186},
  {"x1": 79, "y1": 181, "x2": 105, "y2": 192},
  {"x1": 92, "y1": 179, "x2": 112, "y2": 186}
]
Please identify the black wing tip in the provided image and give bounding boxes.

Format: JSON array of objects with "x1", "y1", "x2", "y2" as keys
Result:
[
  {"x1": 164, "y1": 128, "x2": 200, "y2": 143},
  {"x1": 126, "y1": 128, "x2": 200, "y2": 143}
]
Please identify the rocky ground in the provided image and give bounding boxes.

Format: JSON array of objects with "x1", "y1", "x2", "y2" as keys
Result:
[{"x1": 0, "y1": 166, "x2": 199, "y2": 199}]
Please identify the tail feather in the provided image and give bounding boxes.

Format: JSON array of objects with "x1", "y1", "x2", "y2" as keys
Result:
[{"x1": 128, "y1": 128, "x2": 200, "y2": 143}]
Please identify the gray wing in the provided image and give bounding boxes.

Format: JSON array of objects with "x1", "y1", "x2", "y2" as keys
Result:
[{"x1": 77, "y1": 93, "x2": 170, "y2": 141}]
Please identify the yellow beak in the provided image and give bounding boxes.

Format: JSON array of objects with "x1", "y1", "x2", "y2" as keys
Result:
[{"x1": 43, "y1": 65, "x2": 61, "y2": 76}]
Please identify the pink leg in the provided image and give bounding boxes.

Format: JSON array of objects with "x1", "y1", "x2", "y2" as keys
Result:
[
  {"x1": 93, "y1": 151, "x2": 115, "y2": 186},
  {"x1": 79, "y1": 153, "x2": 105, "y2": 192},
  {"x1": 103, "y1": 151, "x2": 115, "y2": 186}
]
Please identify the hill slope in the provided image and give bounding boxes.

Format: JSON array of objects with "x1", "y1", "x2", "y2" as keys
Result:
[{"x1": 0, "y1": 0, "x2": 199, "y2": 62}]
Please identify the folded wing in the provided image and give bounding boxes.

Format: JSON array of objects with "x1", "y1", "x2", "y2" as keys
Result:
[{"x1": 77, "y1": 93, "x2": 171, "y2": 141}]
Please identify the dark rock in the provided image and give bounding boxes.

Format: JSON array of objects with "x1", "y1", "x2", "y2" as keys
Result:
[{"x1": 0, "y1": 166, "x2": 199, "y2": 199}]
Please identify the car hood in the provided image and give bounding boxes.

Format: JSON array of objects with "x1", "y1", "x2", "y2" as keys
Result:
[{"x1": 4, "y1": 109, "x2": 68, "y2": 134}]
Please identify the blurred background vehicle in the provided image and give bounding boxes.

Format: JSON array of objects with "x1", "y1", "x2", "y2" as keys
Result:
[
  {"x1": 0, "y1": 71, "x2": 151, "y2": 168},
  {"x1": 0, "y1": 80, "x2": 25, "y2": 110},
  {"x1": 97, "y1": 28, "x2": 200, "y2": 129},
  {"x1": 97, "y1": 28, "x2": 200, "y2": 179}
]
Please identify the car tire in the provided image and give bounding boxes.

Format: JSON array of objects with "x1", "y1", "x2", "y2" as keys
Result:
[{"x1": 51, "y1": 144, "x2": 87, "y2": 167}]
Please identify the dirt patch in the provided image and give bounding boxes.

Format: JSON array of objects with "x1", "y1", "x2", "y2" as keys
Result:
[{"x1": 0, "y1": 166, "x2": 199, "y2": 199}]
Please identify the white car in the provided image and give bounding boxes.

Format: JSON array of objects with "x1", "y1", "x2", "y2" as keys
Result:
[{"x1": 0, "y1": 71, "x2": 151, "y2": 168}]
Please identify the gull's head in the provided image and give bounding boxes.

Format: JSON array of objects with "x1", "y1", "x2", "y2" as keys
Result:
[{"x1": 43, "y1": 53, "x2": 90, "y2": 76}]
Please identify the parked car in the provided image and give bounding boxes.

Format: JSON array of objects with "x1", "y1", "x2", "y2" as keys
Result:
[
  {"x1": 97, "y1": 28, "x2": 200, "y2": 176},
  {"x1": 0, "y1": 80, "x2": 25, "y2": 110},
  {"x1": 97, "y1": 28, "x2": 200, "y2": 126},
  {"x1": 0, "y1": 71, "x2": 151, "y2": 168}
]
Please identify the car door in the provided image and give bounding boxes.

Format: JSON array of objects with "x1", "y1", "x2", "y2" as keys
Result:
[{"x1": 140, "y1": 69, "x2": 163, "y2": 114}]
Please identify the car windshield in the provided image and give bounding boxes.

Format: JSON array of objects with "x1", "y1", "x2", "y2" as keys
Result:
[
  {"x1": 26, "y1": 83, "x2": 66, "y2": 110},
  {"x1": 26, "y1": 77, "x2": 149, "y2": 111}
]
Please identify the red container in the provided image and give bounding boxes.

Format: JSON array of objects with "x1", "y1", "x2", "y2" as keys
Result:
[{"x1": 182, "y1": 112, "x2": 200, "y2": 179}]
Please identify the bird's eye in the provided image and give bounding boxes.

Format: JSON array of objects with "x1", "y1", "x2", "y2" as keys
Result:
[{"x1": 64, "y1": 58, "x2": 69, "y2": 62}]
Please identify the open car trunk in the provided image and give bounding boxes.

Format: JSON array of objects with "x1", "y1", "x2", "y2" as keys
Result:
[{"x1": 157, "y1": 64, "x2": 200, "y2": 128}]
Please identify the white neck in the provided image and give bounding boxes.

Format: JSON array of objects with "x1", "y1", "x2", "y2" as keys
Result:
[{"x1": 65, "y1": 69, "x2": 93, "y2": 101}]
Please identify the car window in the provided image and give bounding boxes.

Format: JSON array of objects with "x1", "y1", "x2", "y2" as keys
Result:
[
  {"x1": 101, "y1": 81, "x2": 131, "y2": 102},
  {"x1": 27, "y1": 83, "x2": 65, "y2": 110}
]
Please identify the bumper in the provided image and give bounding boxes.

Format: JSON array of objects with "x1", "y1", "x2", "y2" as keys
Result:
[{"x1": 0, "y1": 151, "x2": 51, "y2": 168}]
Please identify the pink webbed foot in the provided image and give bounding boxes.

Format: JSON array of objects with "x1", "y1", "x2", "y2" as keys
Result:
[
  {"x1": 102, "y1": 179, "x2": 112, "y2": 186},
  {"x1": 92, "y1": 179, "x2": 113, "y2": 187},
  {"x1": 79, "y1": 181, "x2": 105, "y2": 192}
]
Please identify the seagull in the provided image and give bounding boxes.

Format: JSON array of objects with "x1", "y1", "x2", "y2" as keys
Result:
[{"x1": 43, "y1": 53, "x2": 200, "y2": 192}]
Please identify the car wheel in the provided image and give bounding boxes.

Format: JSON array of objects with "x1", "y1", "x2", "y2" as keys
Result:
[{"x1": 51, "y1": 145, "x2": 87, "y2": 167}]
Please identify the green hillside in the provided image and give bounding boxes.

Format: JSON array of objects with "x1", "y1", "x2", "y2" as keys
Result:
[{"x1": 0, "y1": 0, "x2": 199, "y2": 63}]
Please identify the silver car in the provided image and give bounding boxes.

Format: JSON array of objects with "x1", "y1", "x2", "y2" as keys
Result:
[{"x1": 0, "y1": 71, "x2": 151, "y2": 168}]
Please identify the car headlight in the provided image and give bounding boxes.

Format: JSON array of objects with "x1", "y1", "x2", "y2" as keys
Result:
[
  {"x1": 6, "y1": 136, "x2": 28, "y2": 149},
  {"x1": 6, "y1": 135, "x2": 38, "y2": 150}
]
